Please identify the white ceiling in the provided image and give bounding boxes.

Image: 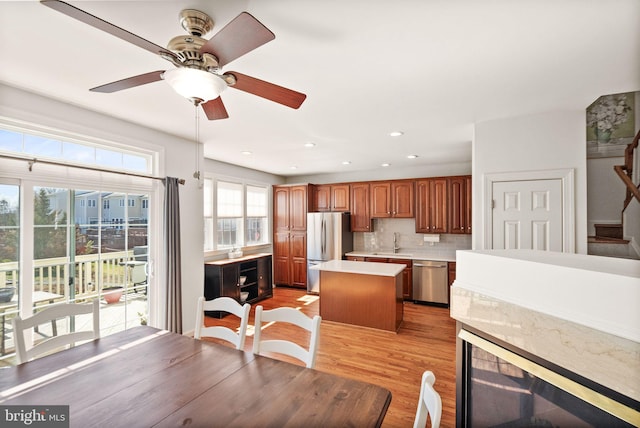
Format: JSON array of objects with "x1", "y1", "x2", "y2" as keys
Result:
[{"x1": 1, "y1": 1, "x2": 639, "y2": 177}]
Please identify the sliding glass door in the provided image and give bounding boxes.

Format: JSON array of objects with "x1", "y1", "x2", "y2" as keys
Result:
[
  {"x1": 0, "y1": 184, "x2": 19, "y2": 358},
  {"x1": 0, "y1": 183, "x2": 151, "y2": 361}
]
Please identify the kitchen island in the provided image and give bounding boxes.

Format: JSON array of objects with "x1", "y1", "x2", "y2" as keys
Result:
[{"x1": 311, "y1": 260, "x2": 405, "y2": 332}]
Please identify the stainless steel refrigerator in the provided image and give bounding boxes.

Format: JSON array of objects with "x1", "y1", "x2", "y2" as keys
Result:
[{"x1": 306, "y1": 212, "x2": 353, "y2": 294}]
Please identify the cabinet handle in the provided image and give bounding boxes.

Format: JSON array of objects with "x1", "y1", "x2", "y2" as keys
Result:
[{"x1": 460, "y1": 227, "x2": 464, "y2": 230}]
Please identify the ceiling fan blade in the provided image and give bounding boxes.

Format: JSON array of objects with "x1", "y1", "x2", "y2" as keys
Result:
[
  {"x1": 202, "y1": 97, "x2": 229, "y2": 120},
  {"x1": 41, "y1": 0, "x2": 179, "y2": 62},
  {"x1": 200, "y1": 12, "x2": 275, "y2": 67},
  {"x1": 90, "y1": 71, "x2": 165, "y2": 93},
  {"x1": 227, "y1": 72, "x2": 306, "y2": 109}
]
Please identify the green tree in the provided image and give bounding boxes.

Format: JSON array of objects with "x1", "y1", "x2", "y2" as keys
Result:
[
  {"x1": 33, "y1": 188, "x2": 67, "y2": 259},
  {"x1": 0, "y1": 198, "x2": 19, "y2": 262}
]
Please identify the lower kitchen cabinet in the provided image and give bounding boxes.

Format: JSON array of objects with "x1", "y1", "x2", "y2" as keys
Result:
[
  {"x1": 364, "y1": 257, "x2": 413, "y2": 300},
  {"x1": 204, "y1": 254, "x2": 273, "y2": 318},
  {"x1": 387, "y1": 258, "x2": 413, "y2": 300}
]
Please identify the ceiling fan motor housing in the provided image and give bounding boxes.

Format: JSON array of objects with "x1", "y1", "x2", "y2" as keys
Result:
[
  {"x1": 179, "y1": 9, "x2": 213, "y2": 37},
  {"x1": 167, "y1": 35, "x2": 219, "y2": 70}
]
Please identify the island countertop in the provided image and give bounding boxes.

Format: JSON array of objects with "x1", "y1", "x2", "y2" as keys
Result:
[
  {"x1": 310, "y1": 259, "x2": 405, "y2": 277},
  {"x1": 345, "y1": 250, "x2": 457, "y2": 262}
]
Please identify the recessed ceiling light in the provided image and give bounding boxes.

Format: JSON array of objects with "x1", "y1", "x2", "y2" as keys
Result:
[
  {"x1": 304, "y1": 142, "x2": 316, "y2": 148},
  {"x1": 290, "y1": 166, "x2": 298, "y2": 170},
  {"x1": 241, "y1": 151, "x2": 252, "y2": 155},
  {"x1": 389, "y1": 131, "x2": 404, "y2": 137},
  {"x1": 381, "y1": 163, "x2": 391, "y2": 167},
  {"x1": 407, "y1": 154, "x2": 418, "y2": 159},
  {"x1": 342, "y1": 161, "x2": 351, "y2": 165}
]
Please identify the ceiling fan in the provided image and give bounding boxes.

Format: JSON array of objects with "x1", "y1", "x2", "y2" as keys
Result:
[{"x1": 40, "y1": 0, "x2": 307, "y2": 120}]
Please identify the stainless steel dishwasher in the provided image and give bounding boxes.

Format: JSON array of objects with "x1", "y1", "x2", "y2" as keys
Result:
[{"x1": 412, "y1": 260, "x2": 449, "y2": 306}]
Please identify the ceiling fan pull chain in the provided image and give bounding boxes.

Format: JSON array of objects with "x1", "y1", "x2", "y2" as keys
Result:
[{"x1": 194, "y1": 105, "x2": 201, "y2": 182}]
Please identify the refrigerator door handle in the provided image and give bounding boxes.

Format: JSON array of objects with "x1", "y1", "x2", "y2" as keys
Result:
[{"x1": 321, "y1": 218, "x2": 326, "y2": 255}]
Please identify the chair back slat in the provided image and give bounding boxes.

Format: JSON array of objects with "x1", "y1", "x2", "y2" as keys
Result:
[
  {"x1": 195, "y1": 297, "x2": 250, "y2": 350},
  {"x1": 12, "y1": 300, "x2": 100, "y2": 364},
  {"x1": 252, "y1": 305, "x2": 321, "y2": 369}
]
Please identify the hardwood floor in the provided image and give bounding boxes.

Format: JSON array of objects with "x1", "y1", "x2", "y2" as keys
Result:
[{"x1": 202, "y1": 287, "x2": 457, "y2": 427}]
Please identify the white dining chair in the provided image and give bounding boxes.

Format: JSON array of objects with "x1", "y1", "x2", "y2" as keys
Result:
[
  {"x1": 194, "y1": 296, "x2": 251, "y2": 350},
  {"x1": 413, "y1": 370, "x2": 442, "y2": 428},
  {"x1": 12, "y1": 299, "x2": 100, "y2": 364},
  {"x1": 252, "y1": 305, "x2": 321, "y2": 369}
]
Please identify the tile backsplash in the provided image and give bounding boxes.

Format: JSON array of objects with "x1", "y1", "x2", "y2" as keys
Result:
[{"x1": 352, "y1": 218, "x2": 472, "y2": 253}]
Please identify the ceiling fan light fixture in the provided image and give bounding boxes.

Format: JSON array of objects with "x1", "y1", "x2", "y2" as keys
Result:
[{"x1": 163, "y1": 68, "x2": 227, "y2": 104}]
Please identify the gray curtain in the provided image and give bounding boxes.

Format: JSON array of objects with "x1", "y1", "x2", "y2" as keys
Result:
[{"x1": 163, "y1": 177, "x2": 182, "y2": 333}]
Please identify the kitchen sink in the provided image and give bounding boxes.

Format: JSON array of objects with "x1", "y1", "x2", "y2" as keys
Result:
[{"x1": 371, "y1": 252, "x2": 413, "y2": 257}]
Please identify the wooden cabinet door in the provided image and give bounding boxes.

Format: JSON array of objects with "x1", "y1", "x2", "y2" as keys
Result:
[
  {"x1": 257, "y1": 255, "x2": 273, "y2": 298},
  {"x1": 464, "y1": 176, "x2": 472, "y2": 234},
  {"x1": 273, "y1": 186, "x2": 290, "y2": 232},
  {"x1": 430, "y1": 178, "x2": 448, "y2": 233},
  {"x1": 313, "y1": 185, "x2": 331, "y2": 212},
  {"x1": 331, "y1": 184, "x2": 350, "y2": 212},
  {"x1": 221, "y1": 264, "x2": 240, "y2": 300},
  {"x1": 392, "y1": 181, "x2": 414, "y2": 218},
  {"x1": 415, "y1": 180, "x2": 430, "y2": 233},
  {"x1": 289, "y1": 185, "x2": 308, "y2": 231},
  {"x1": 415, "y1": 178, "x2": 447, "y2": 233},
  {"x1": 448, "y1": 176, "x2": 471, "y2": 234},
  {"x1": 388, "y1": 259, "x2": 412, "y2": 300},
  {"x1": 290, "y1": 232, "x2": 307, "y2": 288},
  {"x1": 273, "y1": 232, "x2": 290, "y2": 285},
  {"x1": 370, "y1": 182, "x2": 391, "y2": 218},
  {"x1": 350, "y1": 183, "x2": 372, "y2": 232},
  {"x1": 448, "y1": 262, "x2": 456, "y2": 286}
]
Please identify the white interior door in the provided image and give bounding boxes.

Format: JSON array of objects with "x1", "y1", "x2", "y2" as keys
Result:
[{"x1": 492, "y1": 179, "x2": 563, "y2": 251}]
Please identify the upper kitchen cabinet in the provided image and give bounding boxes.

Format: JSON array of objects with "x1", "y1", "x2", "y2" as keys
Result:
[
  {"x1": 289, "y1": 185, "x2": 309, "y2": 231},
  {"x1": 350, "y1": 182, "x2": 372, "y2": 232},
  {"x1": 371, "y1": 180, "x2": 414, "y2": 218},
  {"x1": 448, "y1": 175, "x2": 472, "y2": 234},
  {"x1": 415, "y1": 178, "x2": 448, "y2": 233},
  {"x1": 311, "y1": 184, "x2": 350, "y2": 212},
  {"x1": 273, "y1": 184, "x2": 311, "y2": 288}
]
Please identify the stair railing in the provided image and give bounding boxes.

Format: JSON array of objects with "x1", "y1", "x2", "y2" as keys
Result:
[{"x1": 614, "y1": 129, "x2": 640, "y2": 212}]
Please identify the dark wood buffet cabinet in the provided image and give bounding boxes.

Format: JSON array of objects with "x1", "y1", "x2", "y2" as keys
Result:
[{"x1": 204, "y1": 254, "x2": 273, "y2": 317}]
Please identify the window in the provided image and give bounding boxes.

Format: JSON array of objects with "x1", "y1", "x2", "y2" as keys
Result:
[
  {"x1": 0, "y1": 125, "x2": 151, "y2": 174},
  {"x1": 246, "y1": 185, "x2": 268, "y2": 246},
  {"x1": 216, "y1": 181, "x2": 243, "y2": 249},
  {"x1": 204, "y1": 178, "x2": 270, "y2": 252}
]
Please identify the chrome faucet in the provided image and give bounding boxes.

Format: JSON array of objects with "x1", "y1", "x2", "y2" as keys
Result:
[{"x1": 393, "y1": 233, "x2": 400, "y2": 253}]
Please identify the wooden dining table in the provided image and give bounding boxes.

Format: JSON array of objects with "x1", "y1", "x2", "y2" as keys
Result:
[{"x1": 0, "y1": 326, "x2": 392, "y2": 427}]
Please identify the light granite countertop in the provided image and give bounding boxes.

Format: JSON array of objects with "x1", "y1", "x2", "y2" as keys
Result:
[
  {"x1": 345, "y1": 250, "x2": 457, "y2": 262},
  {"x1": 310, "y1": 259, "x2": 405, "y2": 277}
]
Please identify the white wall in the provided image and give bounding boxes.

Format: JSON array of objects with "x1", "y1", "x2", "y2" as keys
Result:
[
  {"x1": 473, "y1": 110, "x2": 588, "y2": 254},
  {"x1": 204, "y1": 158, "x2": 286, "y2": 185},
  {"x1": 0, "y1": 83, "x2": 203, "y2": 333},
  {"x1": 289, "y1": 161, "x2": 471, "y2": 184},
  {"x1": 587, "y1": 156, "x2": 626, "y2": 234}
]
